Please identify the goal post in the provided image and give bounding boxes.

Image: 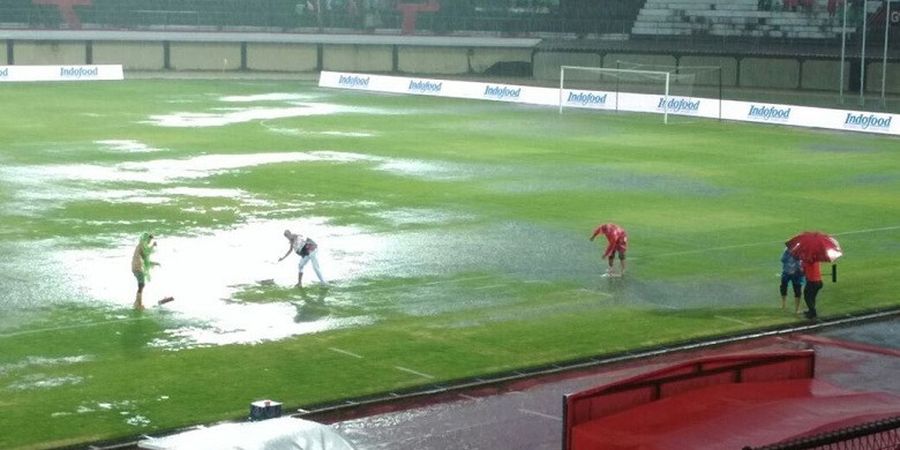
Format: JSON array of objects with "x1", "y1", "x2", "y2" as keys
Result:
[
  {"x1": 615, "y1": 61, "x2": 723, "y2": 121},
  {"x1": 559, "y1": 66, "x2": 674, "y2": 123},
  {"x1": 559, "y1": 64, "x2": 723, "y2": 123}
]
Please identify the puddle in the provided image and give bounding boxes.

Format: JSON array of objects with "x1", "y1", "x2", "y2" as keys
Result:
[
  {"x1": 147, "y1": 90, "x2": 407, "y2": 128},
  {"x1": 95, "y1": 140, "x2": 166, "y2": 153},
  {"x1": 261, "y1": 123, "x2": 375, "y2": 138},
  {"x1": 1, "y1": 151, "x2": 375, "y2": 185},
  {"x1": 374, "y1": 159, "x2": 473, "y2": 181},
  {"x1": 144, "y1": 104, "x2": 344, "y2": 127},
  {"x1": 372, "y1": 208, "x2": 475, "y2": 226},
  {"x1": 7, "y1": 374, "x2": 84, "y2": 391},
  {"x1": 0, "y1": 355, "x2": 93, "y2": 375},
  {"x1": 126, "y1": 415, "x2": 151, "y2": 427},
  {"x1": 0, "y1": 151, "x2": 377, "y2": 214},
  {"x1": 219, "y1": 93, "x2": 316, "y2": 102},
  {"x1": 487, "y1": 165, "x2": 726, "y2": 196},
  {"x1": 36, "y1": 218, "x2": 379, "y2": 348}
]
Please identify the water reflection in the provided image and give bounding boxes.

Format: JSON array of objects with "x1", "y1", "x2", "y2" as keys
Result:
[{"x1": 293, "y1": 286, "x2": 330, "y2": 323}]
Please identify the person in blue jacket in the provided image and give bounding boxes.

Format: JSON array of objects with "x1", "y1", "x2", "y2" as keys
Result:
[{"x1": 779, "y1": 245, "x2": 804, "y2": 313}]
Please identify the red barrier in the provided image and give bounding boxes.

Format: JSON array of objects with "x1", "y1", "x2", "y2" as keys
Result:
[{"x1": 562, "y1": 351, "x2": 816, "y2": 450}]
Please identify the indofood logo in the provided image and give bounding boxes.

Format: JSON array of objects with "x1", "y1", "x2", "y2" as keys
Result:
[
  {"x1": 844, "y1": 113, "x2": 892, "y2": 131},
  {"x1": 748, "y1": 105, "x2": 791, "y2": 121},
  {"x1": 657, "y1": 97, "x2": 700, "y2": 113},
  {"x1": 568, "y1": 92, "x2": 607, "y2": 106},
  {"x1": 408, "y1": 80, "x2": 442, "y2": 93},
  {"x1": 60, "y1": 66, "x2": 98, "y2": 78},
  {"x1": 484, "y1": 85, "x2": 521, "y2": 100},
  {"x1": 338, "y1": 75, "x2": 370, "y2": 88}
]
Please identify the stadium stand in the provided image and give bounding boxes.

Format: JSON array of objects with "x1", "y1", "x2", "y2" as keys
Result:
[{"x1": 632, "y1": 0, "x2": 855, "y2": 39}]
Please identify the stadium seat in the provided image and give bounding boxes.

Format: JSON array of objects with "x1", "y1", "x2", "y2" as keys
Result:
[{"x1": 631, "y1": 0, "x2": 854, "y2": 39}]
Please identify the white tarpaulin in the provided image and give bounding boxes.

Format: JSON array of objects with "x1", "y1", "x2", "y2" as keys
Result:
[{"x1": 139, "y1": 417, "x2": 355, "y2": 450}]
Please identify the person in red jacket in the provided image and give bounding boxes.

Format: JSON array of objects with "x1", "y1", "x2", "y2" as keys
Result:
[
  {"x1": 801, "y1": 259, "x2": 823, "y2": 320},
  {"x1": 590, "y1": 223, "x2": 628, "y2": 276}
]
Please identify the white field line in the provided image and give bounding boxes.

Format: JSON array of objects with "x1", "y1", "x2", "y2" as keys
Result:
[
  {"x1": 715, "y1": 315, "x2": 751, "y2": 326},
  {"x1": 457, "y1": 393, "x2": 478, "y2": 401},
  {"x1": 394, "y1": 366, "x2": 435, "y2": 379},
  {"x1": 633, "y1": 224, "x2": 900, "y2": 260},
  {"x1": 832, "y1": 225, "x2": 900, "y2": 236},
  {"x1": 0, "y1": 317, "x2": 150, "y2": 338},
  {"x1": 518, "y1": 408, "x2": 562, "y2": 421},
  {"x1": 329, "y1": 347, "x2": 364, "y2": 359}
]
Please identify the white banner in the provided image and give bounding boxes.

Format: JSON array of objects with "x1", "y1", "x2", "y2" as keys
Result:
[
  {"x1": 0, "y1": 65, "x2": 124, "y2": 82},
  {"x1": 319, "y1": 71, "x2": 898, "y2": 136}
]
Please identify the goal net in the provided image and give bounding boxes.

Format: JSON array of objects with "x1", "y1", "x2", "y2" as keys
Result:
[{"x1": 559, "y1": 63, "x2": 722, "y2": 123}]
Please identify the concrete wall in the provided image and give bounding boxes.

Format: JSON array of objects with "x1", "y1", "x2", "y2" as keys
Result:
[
  {"x1": 740, "y1": 57, "x2": 800, "y2": 89},
  {"x1": 800, "y1": 59, "x2": 845, "y2": 91},
  {"x1": 92, "y1": 41, "x2": 165, "y2": 70},
  {"x1": 323, "y1": 44, "x2": 392, "y2": 72},
  {"x1": 397, "y1": 46, "x2": 469, "y2": 74},
  {"x1": 468, "y1": 48, "x2": 532, "y2": 73},
  {"x1": 247, "y1": 43, "x2": 318, "y2": 71},
  {"x1": 866, "y1": 61, "x2": 900, "y2": 94},
  {"x1": 169, "y1": 42, "x2": 242, "y2": 71},
  {"x1": 603, "y1": 53, "x2": 676, "y2": 69},
  {"x1": 3, "y1": 35, "x2": 894, "y2": 95},
  {"x1": 533, "y1": 51, "x2": 603, "y2": 80},
  {"x1": 13, "y1": 41, "x2": 85, "y2": 65},
  {"x1": 680, "y1": 55, "x2": 738, "y2": 87}
]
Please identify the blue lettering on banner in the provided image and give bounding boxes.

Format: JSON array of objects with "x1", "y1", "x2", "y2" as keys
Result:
[
  {"x1": 338, "y1": 75, "x2": 370, "y2": 88},
  {"x1": 483, "y1": 85, "x2": 521, "y2": 100},
  {"x1": 844, "y1": 113, "x2": 892, "y2": 131},
  {"x1": 59, "y1": 66, "x2": 99, "y2": 78},
  {"x1": 0, "y1": 67, "x2": 8, "y2": 78},
  {"x1": 748, "y1": 105, "x2": 791, "y2": 121},
  {"x1": 657, "y1": 97, "x2": 700, "y2": 113},
  {"x1": 567, "y1": 92, "x2": 607, "y2": 106},
  {"x1": 408, "y1": 80, "x2": 442, "y2": 93}
]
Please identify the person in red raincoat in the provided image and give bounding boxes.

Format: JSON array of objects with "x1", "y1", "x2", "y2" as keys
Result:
[
  {"x1": 590, "y1": 223, "x2": 628, "y2": 276},
  {"x1": 801, "y1": 259, "x2": 823, "y2": 320}
]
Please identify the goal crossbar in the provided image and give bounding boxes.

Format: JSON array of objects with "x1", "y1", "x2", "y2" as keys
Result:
[{"x1": 559, "y1": 66, "x2": 673, "y2": 123}]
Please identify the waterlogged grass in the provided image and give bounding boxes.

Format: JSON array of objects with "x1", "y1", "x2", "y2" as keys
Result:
[{"x1": 0, "y1": 79, "x2": 899, "y2": 449}]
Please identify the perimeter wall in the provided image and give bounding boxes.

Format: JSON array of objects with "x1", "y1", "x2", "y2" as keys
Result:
[{"x1": 2, "y1": 31, "x2": 898, "y2": 93}]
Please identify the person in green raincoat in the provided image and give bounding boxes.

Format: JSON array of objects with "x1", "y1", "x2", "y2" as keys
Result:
[{"x1": 131, "y1": 233, "x2": 159, "y2": 310}]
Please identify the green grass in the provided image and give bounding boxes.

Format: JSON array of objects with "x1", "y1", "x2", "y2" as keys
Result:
[{"x1": 0, "y1": 79, "x2": 898, "y2": 449}]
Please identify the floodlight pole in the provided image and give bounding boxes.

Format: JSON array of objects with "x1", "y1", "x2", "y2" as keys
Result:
[
  {"x1": 840, "y1": 0, "x2": 848, "y2": 103},
  {"x1": 860, "y1": 0, "x2": 868, "y2": 106},
  {"x1": 881, "y1": 0, "x2": 891, "y2": 108}
]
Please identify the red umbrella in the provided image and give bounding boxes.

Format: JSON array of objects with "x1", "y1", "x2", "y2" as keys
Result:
[{"x1": 787, "y1": 231, "x2": 843, "y2": 263}]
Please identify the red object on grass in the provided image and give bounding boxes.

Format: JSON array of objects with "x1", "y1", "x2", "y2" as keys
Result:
[{"x1": 787, "y1": 231, "x2": 843, "y2": 263}]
